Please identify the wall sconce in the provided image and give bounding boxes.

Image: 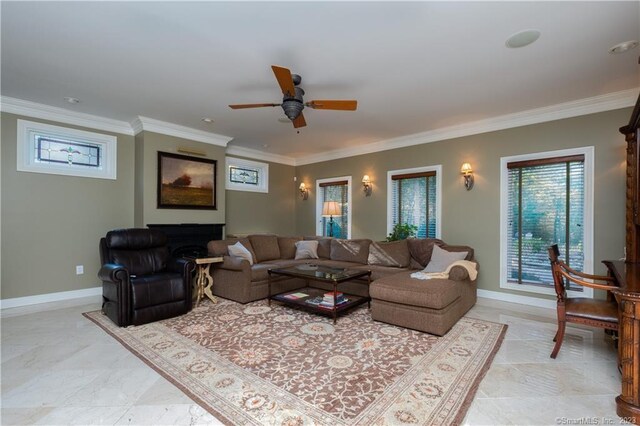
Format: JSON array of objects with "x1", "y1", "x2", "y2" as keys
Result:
[
  {"x1": 299, "y1": 182, "x2": 309, "y2": 200},
  {"x1": 362, "y1": 175, "x2": 372, "y2": 196},
  {"x1": 460, "y1": 163, "x2": 474, "y2": 190}
]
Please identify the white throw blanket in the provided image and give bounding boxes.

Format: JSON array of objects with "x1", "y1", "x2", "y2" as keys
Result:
[{"x1": 410, "y1": 260, "x2": 478, "y2": 281}]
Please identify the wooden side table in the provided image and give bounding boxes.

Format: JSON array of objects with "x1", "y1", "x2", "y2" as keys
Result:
[{"x1": 189, "y1": 256, "x2": 223, "y2": 307}]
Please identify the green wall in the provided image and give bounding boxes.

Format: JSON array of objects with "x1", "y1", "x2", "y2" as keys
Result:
[
  {"x1": 1, "y1": 113, "x2": 135, "y2": 299},
  {"x1": 225, "y1": 156, "x2": 297, "y2": 236},
  {"x1": 133, "y1": 131, "x2": 226, "y2": 227},
  {"x1": 295, "y1": 108, "x2": 630, "y2": 298},
  {"x1": 0, "y1": 115, "x2": 294, "y2": 301},
  {"x1": 0, "y1": 107, "x2": 630, "y2": 302}
]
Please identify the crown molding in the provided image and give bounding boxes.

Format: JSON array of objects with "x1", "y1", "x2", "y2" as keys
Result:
[
  {"x1": 226, "y1": 145, "x2": 296, "y2": 166},
  {"x1": 132, "y1": 116, "x2": 232, "y2": 147},
  {"x1": 294, "y1": 88, "x2": 639, "y2": 166},
  {"x1": 0, "y1": 96, "x2": 134, "y2": 135}
]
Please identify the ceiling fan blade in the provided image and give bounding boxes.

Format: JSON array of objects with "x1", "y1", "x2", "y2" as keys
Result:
[
  {"x1": 271, "y1": 65, "x2": 296, "y2": 97},
  {"x1": 229, "y1": 103, "x2": 280, "y2": 109},
  {"x1": 306, "y1": 100, "x2": 358, "y2": 110},
  {"x1": 292, "y1": 113, "x2": 306, "y2": 129}
]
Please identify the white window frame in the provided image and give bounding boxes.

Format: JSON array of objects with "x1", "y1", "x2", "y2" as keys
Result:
[
  {"x1": 225, "y1": 157, "x2": 269, "y2": 193},
  {"x1": 17, "y1": 119, "x2": 117, "y2": 180},
  {"x1": 316, "y1": 176, "x2": 352, "y2": 239},
  {"x1": 386, "y1": 165, "x2": 442, "y2": 238},
  {"x1": 499, "y1": 146, "x2": 594, "y2": 298}
]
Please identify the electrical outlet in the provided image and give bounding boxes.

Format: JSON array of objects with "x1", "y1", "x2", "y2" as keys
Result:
[{"x1": 76, "y1": 265, "x2": 84, "y2": 275}]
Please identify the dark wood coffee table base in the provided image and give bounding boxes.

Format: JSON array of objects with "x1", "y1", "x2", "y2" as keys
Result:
[{"x1": 267, "y1": 266, "x2": 372, "y2": 324}]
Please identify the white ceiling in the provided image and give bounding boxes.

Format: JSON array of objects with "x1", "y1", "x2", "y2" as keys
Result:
[{"x1": 2, "y1": 2, "x2": 639, "y2": 161}]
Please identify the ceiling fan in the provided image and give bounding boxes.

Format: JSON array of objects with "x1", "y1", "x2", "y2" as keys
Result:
[{"x1": 229, "y1": 65, "x2": 357, "y2": 129}]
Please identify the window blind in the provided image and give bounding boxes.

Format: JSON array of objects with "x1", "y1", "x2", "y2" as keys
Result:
[
  {"x1": 507, "y1": 155, "x2": 585, "y2": 289},
  {"x1": 391, "y1": 172, "x2": 437, "y2": 238}
]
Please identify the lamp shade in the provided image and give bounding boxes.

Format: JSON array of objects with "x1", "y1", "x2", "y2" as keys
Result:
[
  {"x1": 321, "y1": 201, "x2": 342, "y2": 216},
  {"x1": 460, "y1": 162, "x2": 473, "y2": 174}
]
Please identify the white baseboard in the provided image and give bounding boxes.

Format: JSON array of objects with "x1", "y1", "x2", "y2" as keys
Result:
[
  {"x1": 477, "y1": 288, "x2": 556, "y2": 309},
  {"x1": 0, "y1": 286, "x2": 102, "y2": 310}
]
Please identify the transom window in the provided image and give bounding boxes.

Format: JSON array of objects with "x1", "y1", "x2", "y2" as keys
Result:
[
  {"x1": 316, "y1": 177, "x2": 352, "y2": 239},
  {"x1": 17, "y1": 119, "x2": 117, "y2": 179},
  {"x1": 225, "y1": 157, "x2": 269, "y2": 193},
  {"x1": 500, "y1": 147, "x2": 594, "y2": 298},
  {"x1": 387, "y1": 165, "x2": 442, "y2": 238}
]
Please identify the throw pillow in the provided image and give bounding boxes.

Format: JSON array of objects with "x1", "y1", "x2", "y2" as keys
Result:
[
  {"x1": 228, "y1": 241, "x2": 254, "y2": 265},
  {"x1": 294, "y1": 240, "x2": 319, "y2": 260},
  {"x1": 424, "y1": 244, "x2": 468, "y2": 273},
  {"x1": 303, "y1": 236, "x2": 332, "y2": 258}
]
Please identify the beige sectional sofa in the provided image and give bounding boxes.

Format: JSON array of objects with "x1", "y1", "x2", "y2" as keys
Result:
[{"x1": 207, "y1": 234, "x2": 477, "y2": 336}]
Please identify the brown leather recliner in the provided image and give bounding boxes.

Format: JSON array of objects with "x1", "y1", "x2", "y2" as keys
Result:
[{"x1": 98, "y1": 228, "x2": 195, "y2": 327}]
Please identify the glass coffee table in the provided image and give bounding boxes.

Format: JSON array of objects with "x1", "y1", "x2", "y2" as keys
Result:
[{"x1": 268, "y1": 264, "x2": 372, "y2": 324}]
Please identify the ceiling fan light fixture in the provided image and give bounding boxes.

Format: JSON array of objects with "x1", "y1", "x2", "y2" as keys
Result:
[
  {"x1": 505, "y1": 29, "x2": 541, "y2": 48},
  {"x1": 282, "y1": 99, "x2": 304, "y2": 120}
]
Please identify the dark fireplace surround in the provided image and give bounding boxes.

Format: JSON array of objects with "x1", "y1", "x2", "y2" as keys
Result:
[{"x1": 147, "y1": 223, "x2": 224, "y2": 258}]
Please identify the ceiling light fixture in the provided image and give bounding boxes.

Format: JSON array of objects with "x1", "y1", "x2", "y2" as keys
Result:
[
  {"x1": 201, "y1": 118, "x2": 214, "y2": 123},
  {"x1": 505, "y1": 29, "x2": 541, "y2": 49},
  {"x1": 609, "y1": 40, "x2": 639, "y2": 54},
  {"x1": 64, "y1": 97, "x2": 80, "y2": 104}
]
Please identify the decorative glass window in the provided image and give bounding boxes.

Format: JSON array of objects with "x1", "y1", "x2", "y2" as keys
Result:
[
  {"x1": 17, "y1": 119, "x2": 117, "y2": 179},
  {"x1": 225, "y1": 157, "x2": 269, "y2": 193},
  {"x1": 316, "y1": 176, "x2": 352, "y2": 239},
  {"x1": 500, "y1": 147, "x2": 594, "y2": 298},
  {"x1": 387, "y1": 165, "x2": 442, "y2": 238}
]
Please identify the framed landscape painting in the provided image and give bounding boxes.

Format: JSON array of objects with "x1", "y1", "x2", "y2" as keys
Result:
[{"x1": 157, "y1": 151, "x2": 217, "y2": 210}]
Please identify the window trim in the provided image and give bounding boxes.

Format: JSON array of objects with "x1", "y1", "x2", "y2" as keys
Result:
[
  {"x1": 315, "y1": 176, "x2": 352, "y2": 239},
  {"x1": 386, "y1": 165, "x2": 442, "y2": 238},
  {"x1": 499, "y1": 147, "x2": 594, "y2": 298},
  {"x1": 225, "y1": 157, "x2": 269, "y2": 193},
  {"x1": 16, "y1": 119, "x2": 117, "y2": 180}
]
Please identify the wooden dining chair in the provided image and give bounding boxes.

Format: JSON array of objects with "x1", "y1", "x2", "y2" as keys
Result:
[{"x1": 547, "y1": 244, "x2": 619, "y2": 359}]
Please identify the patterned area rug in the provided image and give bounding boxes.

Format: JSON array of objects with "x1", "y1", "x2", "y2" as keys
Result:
[{"x1": 84, "y1": 300, "x2": 506, "y2": 425}]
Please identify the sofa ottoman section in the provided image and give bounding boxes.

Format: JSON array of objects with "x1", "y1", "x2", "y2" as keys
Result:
[{"x1": 370, "y1": 270, "x2": 477, "y2": 336}]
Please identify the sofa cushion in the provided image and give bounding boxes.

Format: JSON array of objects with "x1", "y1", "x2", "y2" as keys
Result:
[
  {"x1": 351, "y1": 264, "x2": 412, "y2": 281},
  {"x1": 249, "y1": 234, "x2": 281, "y2": 263},
  {"x1": 261, "y1": 259, "x2": 313, "y2": 268},
  {"x1": 407, "y1": 238, "x2": 444, "y2": 267},
  {"x1": 278, "y1": 236, "x2": 302, "y2": 259},
  {"x1": 424, "y1": 245, "x2": 468, "y2": 273},
  {"x1": 295, "y1": 240, "x2": 319, "y2": 260},
  {"x1": 315, "y1": 260, "x2": 365, "y2": 269},
  {"x1": 228, "y1": 241, "x2": 254, "y2": 265},
  {"x1": 131, "y1": 272, "x2": 185, "y2": 309},
  {"x1": 368, "y1": 240, "x2": 410, "y2": 267},
  {"x1": 370, "y1": 271, "x2": 462, "y2": 310},
  {"x1": 208, "y1": 238, "x2": 257, "y2": 261},
  {"x1": 330, "y1": 239, "x2": 371, "y2": 264},
  {"x1": 304, "y1": 236, "x2": 333, "y2": 259}
]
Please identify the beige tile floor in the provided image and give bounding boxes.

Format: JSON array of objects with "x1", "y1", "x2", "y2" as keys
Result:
[{"x1": 1, "y1": 296, "x2": 624, "y2": 425}]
